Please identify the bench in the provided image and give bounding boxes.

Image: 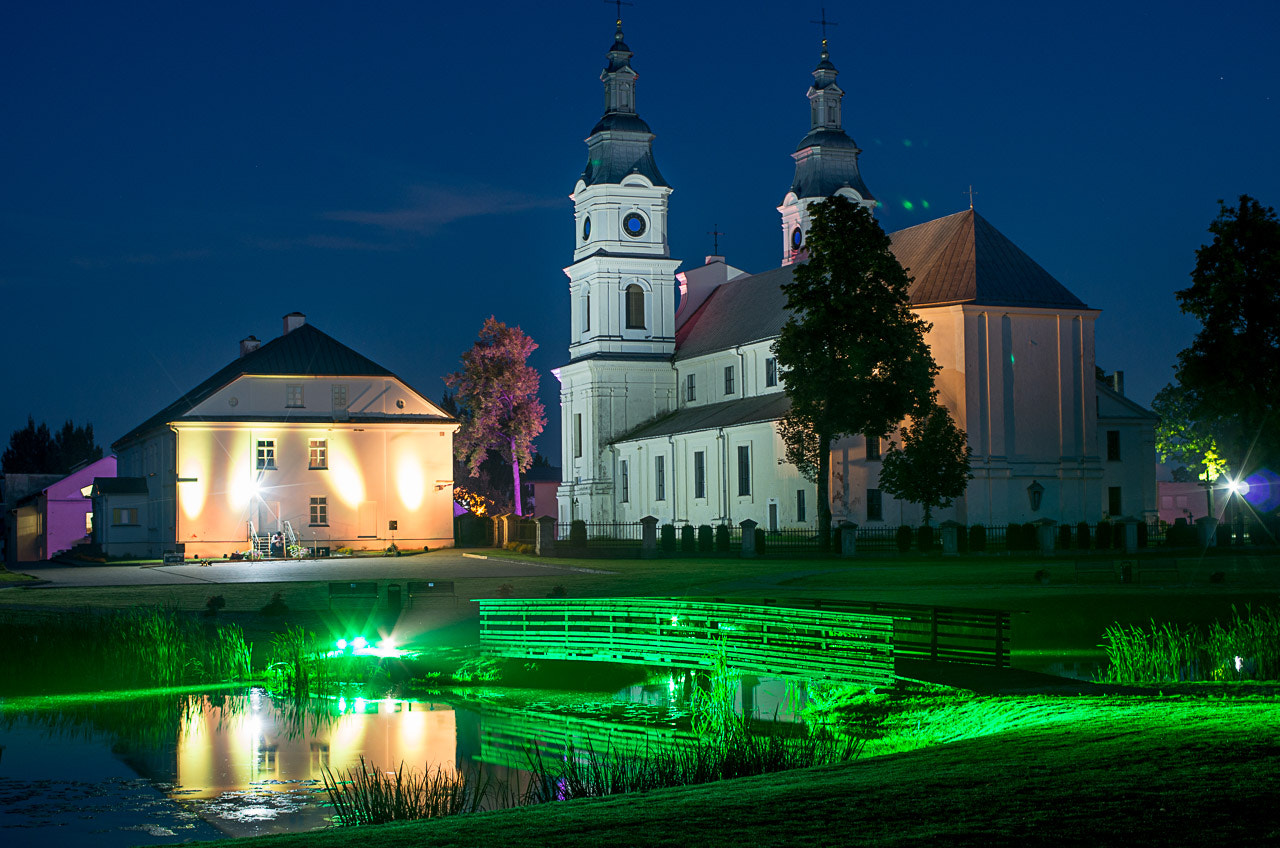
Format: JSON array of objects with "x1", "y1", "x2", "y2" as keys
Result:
[
  {"x1": 1074, "y1": 561, "x2": 1117, "y2": 583},
  {"x1": 407, "y1": 580, "x2": 456, "y2": 606},
  {"x1": 1137, "y1": 560, "x2": 1179, "y2": 584},
  {"x1": 328, "y1": 582, "x2": 379, "y2": 608}
]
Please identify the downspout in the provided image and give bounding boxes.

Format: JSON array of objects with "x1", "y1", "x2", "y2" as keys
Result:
[
  {"x1": 610, "y1": 444, "x2": 618, "y2": 523},
  {"x1": 668, "y1": 434, "x2": 677, "y2": 524},
  {"x1": 719, "y1": 427, "x2": 730, "y2": 526},
  {"x1": 735, "y1": 345, "x2": 746, "y2": 396}
]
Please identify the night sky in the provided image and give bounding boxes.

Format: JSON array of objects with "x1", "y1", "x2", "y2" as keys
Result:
[{"x1": 3, "y1": 1, "x2": 1277, "y2": 468}]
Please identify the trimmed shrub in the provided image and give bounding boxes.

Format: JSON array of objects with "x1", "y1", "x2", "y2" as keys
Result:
[
  {"x1": 1112, "y1": 522, "x2": 1125, "y2": 549},
  {"x1": 1097, "y1": 520, "x2": 1112, "y2": 550},
  {"x1": 1137, "y1": 523, "x2": 1149, "y2": 548},
  {"x1": 680, "y1": 525, "x2": 695, "y2": 553},
  {"x1": 956, "y1": 525, "x2": 969, "y2": 554},
  {"x1": 969, "y1": 524, "x2": 987, "y2": 553},
  {"x1": 1167, "y1": 517, "x2": 1195, "y2": 547},
  {"x1": 698, "y1": 525, "x2": 714, "y2": 553},
  {"x1": 916, "y1": 525, "x2": 934, "y2": 552},
  {"x1": 896, "y1": 525, "x2": 913, "y2": 553},
  {"x1": 1076, "y1": 521, "x2": 1091, "y2": 551},
  {"x1": 569, "y1": 520, "x2": 587, "y2": 548},
  {"x1": 1058, "y1": 523, "x2": 1072, "y2": 550},
  {"x1": 715, "y1": 524, "x2": 731, "y2": 553},
  {"x1": 754, "y1": 527, "x2": 767, "y2": 555},
  {"x1": 661, "y1": 523, "x2": 677, "y2": 552}
]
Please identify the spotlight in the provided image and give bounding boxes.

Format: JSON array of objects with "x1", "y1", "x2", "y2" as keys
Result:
[
  {"x1": 336, "y1": 638, "x2": 348, "y2": 650},
  {"x1": 352, "y1": 636, "x2": 368, "y2": 650}
]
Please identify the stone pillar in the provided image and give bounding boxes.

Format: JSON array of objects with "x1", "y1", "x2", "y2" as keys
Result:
[
  {"x1": 1034, "y1": 519, "x2": 1057, "y2": 557},
  {"x1": 839, "y1": 522, "x2": 858, "y2": 557},
  {"x1": 640, "y1": 515, "x2": 659, "y2": 559},
  {"x1": 535, "y1": 516, "x2": 556, "y2": 556},
  {"x1": 1195, "y1": 515, "x2": 1218, "y2": 548},
  {"x1": 1120, "y1": 516, "x2": 1139, "y2": 554},
  {"x1": 940, "y1": 520, "x2": 962, "y2": 556},
  {"x1": 493, "y1": 513, "x2": 509, "y2": 548},
  {"x1": 740, "y1": 519, "x2": 758, "y2": 559}
]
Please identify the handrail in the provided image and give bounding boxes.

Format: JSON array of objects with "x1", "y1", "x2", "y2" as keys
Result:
[{"x1": 282, "y1": 520, "x2": 298, "y2": 548}]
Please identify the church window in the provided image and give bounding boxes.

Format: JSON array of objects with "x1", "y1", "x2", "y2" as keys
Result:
[
  {"x1": 865, "y1": 435, "x2": 882, "y2": 461},
  {"x1": 625, "y1": 284, "x2": 645, "y2": 329},
  {"x1": 797, "y1": 489, "x2": 806, "y2": 522},
  {"x1": 573, "y1": 414, "x2": 583, "y2": 458},
  {"x1": 310, "y1": 497, "x2": 328, "y2": 527},
  {"x1": 332, "y1": 384, "x2": 348, "y2": 410},
  {"x1": 1106, "y1": 430, "x2": 1121, "y2": 461},
  {"x1": 694, "y1": 451, "x2": 706, "y2": 499},
  {"x1": 791, "y1": 228, "x2": 803, "y2": 251},
  {"x1": 686, "y1": 373, "x2": 696, "y2": 402},
  {"x1": 737, "y1": 445, "x2": 751, "y2": 496},
  {"x1": 867, "y1": 489, "x2": 883, "y2": 521},
  {"x1": 256, "y1": 440, "x2": 276, "y2": 470},
  {"x1": 620, "y1": 461, "x2": 629, "y2": 503},
  {"x1": 655, "y1": 455, "x2": 666, "y2": 501},
  {"x1": 724, "y1": 365, "x2": 735, "y2": 395},
  {"x1": 309, "y1": 439, "x2": 327, "y2": 470},
  {"x1": 765, "y1": 358, "x2": 778, "y2": 387},
  {"x1": 286, "y1": 385, "x2": 304, "y2": 408},
  {"x1": 1108, "y1": 486, "x2": 1123, "y2": 517},
  {"x1": 582, "y1": 214, "x2": 591, "y2": 241}
]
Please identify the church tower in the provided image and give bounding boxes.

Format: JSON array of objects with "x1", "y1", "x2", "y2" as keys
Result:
[
  {"x1": 779, "y1": 39, "x2": 876, "y2": 265},
  {"x1": 556, "y1": 19, "x2": 681, "y2": 523}
]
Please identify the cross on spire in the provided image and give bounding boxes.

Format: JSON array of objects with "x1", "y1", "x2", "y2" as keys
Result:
[
  {"x1": 810, "y1": 6, "x2": 838, "y2": 45},
  {"x1": 965, "y1": 185, "x2": 978, "y2": 210},
  {"x1": 605, "y1": 0, "x2": 634, "y2": 24},
  {"x1": 708, "y1": 225, "x2": 726, "y2": 255}
]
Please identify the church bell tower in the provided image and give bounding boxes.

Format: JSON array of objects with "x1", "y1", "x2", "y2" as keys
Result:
[
  {"x1": 779, "y1": 39, "x2": 876, "y2": 265},
  {"x1": 555, "y1": 19, "x2": 681, "y2": 523}
]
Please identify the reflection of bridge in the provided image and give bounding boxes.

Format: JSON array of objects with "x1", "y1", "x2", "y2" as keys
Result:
[{"x1": 478, "y1": 598, "x2": 897, "y2": 687}]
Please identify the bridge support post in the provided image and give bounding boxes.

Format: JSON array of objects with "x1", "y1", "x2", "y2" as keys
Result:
[
  {"x1": 839, "y1": 522, "x2": 858, "y2": 557},
  {"x1": 641, "y1": 515, "x2": 659, "y2": 559},
  {"x1": 740, "y1": 519, "x2": 758, "y2": 558},
  {"x1": 536, "y1": 516, "x2": 556, "y2": 556}
]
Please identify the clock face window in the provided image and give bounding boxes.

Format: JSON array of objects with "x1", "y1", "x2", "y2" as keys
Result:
[
  {"x1": 623, "y1": 212, "x2": 647, "y2": 238},
  {"x1": 791, "y1": 227, "x2": 803, "y2": 250},
  {"x1": 582, "y1": 215, "x2": 591, "y2": 241}
]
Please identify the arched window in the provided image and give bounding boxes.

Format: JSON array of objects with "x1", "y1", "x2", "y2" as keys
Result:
[{"x1": 625, "y1": 284, "x2": 645, "y2": 329}]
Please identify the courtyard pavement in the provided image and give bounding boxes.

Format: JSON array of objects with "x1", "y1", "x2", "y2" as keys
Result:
[{"x1": 4, "y1": 550, "x2": 614, "y2": 589}]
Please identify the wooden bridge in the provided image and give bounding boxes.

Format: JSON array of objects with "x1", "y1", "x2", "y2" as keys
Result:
[{"x1": 478, "y1": 597, "x2": 897, "y2": 687}]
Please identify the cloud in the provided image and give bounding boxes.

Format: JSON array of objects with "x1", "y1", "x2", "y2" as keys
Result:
[{"x1": 324, "y1": 185, "x2": 562, "y2": 235}]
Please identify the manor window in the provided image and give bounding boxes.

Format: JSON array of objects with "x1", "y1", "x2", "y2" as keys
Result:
[
  {"x1": 310, "y1": 497, "x2": 328, "y2": 526},
  {"x1": 867, "y1": 489, "x2": 883, "y2": 521},
  {"x1": 286, "y1": 385, "x2": 304, "y2": 408},
  {"x1": 655, "y1": 455, "x2": 666, "y2": 501},
  {"x1": 724, "y1": 365, "x2": 735, "y2": 395},
  {"x1": 256, "y1": 440, "x2": 276, "y2": 470},
  {"x1": 309, "y1": 439, "x2": 327, "y2": 470},
  {"x1": 865, "y1": 435, "x2": 882, "y2": 461},
  {"x1": 765, "y1": 358, "x2": 778, "y2": 387},
  {"x1": 1107, "y1": 430, "x2": 1121, "y2": 462}
]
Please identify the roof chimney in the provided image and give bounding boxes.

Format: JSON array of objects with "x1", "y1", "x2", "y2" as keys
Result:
[
  {"x1": 283, "y1": 312, "x2": 306, "y2": 335},
  {"x1": 239, "y1": 336, "x2": 261, "y2": 358},
  {"x1": 1110, "y1": 370, "x2": 1124, "y2": 396}
]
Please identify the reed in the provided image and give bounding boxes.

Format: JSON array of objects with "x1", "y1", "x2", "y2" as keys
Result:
[
  {"x1": 1099, "y1": 605, "x2": 1280, "y2": 684},
  {"x1": 322, "y1": 757, "x2": 510, "y2": 825}
]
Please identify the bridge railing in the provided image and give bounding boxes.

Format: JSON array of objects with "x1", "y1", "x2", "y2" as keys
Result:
[{"x1": 477, "y1": 597, "x2": 895, "y2": 687}]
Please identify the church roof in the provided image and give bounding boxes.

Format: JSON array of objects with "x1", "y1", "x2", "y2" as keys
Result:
[
  {"x1": 114, "y1": 323, "x2": 421, "y2": 449},
  {"x1": 675, "y1": 209, "x2": 1090, "y2": 361},
  {"x1": 616, "y1": 393, "x2": 792, "y2": 443}
]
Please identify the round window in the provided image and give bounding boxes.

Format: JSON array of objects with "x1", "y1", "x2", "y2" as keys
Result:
[
  {"x1": 791, "y1": 227, "x2": 803, "y2": 250},
  {"x1": 623, "y1": 212, "x2": 647, "y2": 238},
  {"x1": 582, "y1": 215, "x2": 591, "y2": 241}
]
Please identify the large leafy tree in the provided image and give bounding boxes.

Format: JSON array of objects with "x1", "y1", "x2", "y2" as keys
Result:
[
  {"x1": 1151, "y1": 383, "x2": 1228, "y2": 484},
  {"x1": 775, "y1": 197, "x2": 938, "y2": 549},
  {"x1": 1170, "y1": 195, "x2": 1280, "y2": 479},
  {"x1": 446, "y1": 317, "x2": 546, "y2": 516},
  {"x1": 877, "y1": 402, "x2": 973, "y2": 525},
  {"x1": 2, "y1": 417, "x2": 103, "y2": 474}
]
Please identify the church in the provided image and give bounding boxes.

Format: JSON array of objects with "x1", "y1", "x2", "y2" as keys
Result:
[{"x1": 555, "y1": 22, "x2": 1156, "y2": 533}]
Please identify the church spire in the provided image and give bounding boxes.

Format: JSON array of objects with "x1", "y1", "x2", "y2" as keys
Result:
[
  {"x1": 579, "y1": 17, "x2": 667, "y2": 188},
  {"x1": 603, "y1": 19, "x2": 636, "y2": 115}
]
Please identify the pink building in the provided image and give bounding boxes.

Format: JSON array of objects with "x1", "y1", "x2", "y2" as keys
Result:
[{"x1": 11, "y1": 456, "x2": 116, "y2": 562}]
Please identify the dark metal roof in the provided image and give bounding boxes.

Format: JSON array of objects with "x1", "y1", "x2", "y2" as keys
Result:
[
  {"x1": 675, "y1": 210, "x2": 1091, "y2": 360},
  {"x1": 581, "y1": 128, "x2": 668, "y2": 187},
  {"x1": 113, "y1": 323, "x2": 435, "y2": 449},
  {"x1": 790, "y1": 133, "x2": 874, "y2": 200},
  {"x1": 93, "y1": 476, "x2": 148, "y2": 495},
  {"x1": 616, "y1": 393, "x2": 792, "y2": 443}
]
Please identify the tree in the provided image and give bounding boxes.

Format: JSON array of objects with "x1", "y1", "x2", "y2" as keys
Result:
[
  {"x1": 877, "y1": 402, "x2": 973, "y2": 525},
  {"x1": 1151, "y1": 383, "x2": 1228, "y2": 484},
  {"x1": 1, "y1": 417, "x2": 103, "y2": 474},
  {"x1": 446, "y1": 317, "x2": 546, "y2": 516},
  {"x1": 1171, "y1": 195, "x2": 1280, "y2": 479},
  {"x1": 775, "y1": 197, "x2": 938, "y2": 549}
]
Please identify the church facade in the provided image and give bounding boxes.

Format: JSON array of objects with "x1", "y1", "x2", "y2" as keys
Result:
[{"x1": 555, "y1": 24, "x2": 1156, "y2": 533}]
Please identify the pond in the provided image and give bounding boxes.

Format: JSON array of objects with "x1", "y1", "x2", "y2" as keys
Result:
[{"x1": 0, "y1": 675, "x2": 810, "y2": 846}]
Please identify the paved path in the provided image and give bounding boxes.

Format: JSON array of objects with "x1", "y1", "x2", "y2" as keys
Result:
[{"x1": 5, "y1": 551, "x2": 614, "y2": 589}]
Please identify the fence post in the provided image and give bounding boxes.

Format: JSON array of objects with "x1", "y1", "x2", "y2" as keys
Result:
[
  {"x1": 1195, "y1": 515, "x2": 1218, "y2": 548},
  {"x1": 940, "y1": 520, "x2": 962, "y2": 556},
  {"x1": 535, "y1": 516, "x2": 556, "y2": 556},
  {"x1": 1034, "y1": 518, "x2": 1057, "y2": 557},
  {"x1": 640, "y1": 515, "x2": 659, "y2": 559},
  {"x1": 1120, "y1": 516, "x2": 1139, "y2": 554},
  {"x1": 839, "y1": 521, "x2": 858, "y2": 557},
  {"x1": 740, "y1": 519, "x2": 758, "y2": 558}
]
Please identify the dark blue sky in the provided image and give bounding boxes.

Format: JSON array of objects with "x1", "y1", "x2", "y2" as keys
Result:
[{"x1": 3, "y1": 1, "x2": 1277, "y2": 467}]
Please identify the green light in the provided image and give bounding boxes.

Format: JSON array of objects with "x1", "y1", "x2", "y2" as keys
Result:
[
  {"x1": 671, "y1": 615, "x2": 679, "y2": 625},
  {"x1": 353, "y1": 636, "x2": 368, "y2": 650},
  {"x1": 902, "y1": 200, "x2": 914, "y2": 210},
  {"x1": 922, "y1": 200, "x2": 930, "y2": 209},
  {"x1": 336, "y1": 638, "x2": 348, "y2": 650},
  {"x1": 1010, "y1": 354, "x2": 1016, "y2": 364},
  {"x1": 903, "y1": 139, "x2": 913, "y2": 147}
]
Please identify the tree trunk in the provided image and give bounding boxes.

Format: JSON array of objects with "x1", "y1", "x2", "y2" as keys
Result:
[
  {"x1": 817, "y1": 429, "x2": 832, "y2": 552},
  {"x1": 510, "y1": 437, "x2": 524, "y2": 516}
]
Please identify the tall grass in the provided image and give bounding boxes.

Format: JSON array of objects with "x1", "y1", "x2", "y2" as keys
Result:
[
  {"x1": 264, "y1": 626, "x2": 394, "y2": 699},
  {"x1": 322, "y1": 757, "x2": 513, "y2": 825},
  {"x1": 0, "y1": 607, "x2": 250, "y2": 694},
  {"x1": 1099, "y1": 605, "x2": 1280, "y2": 684}
]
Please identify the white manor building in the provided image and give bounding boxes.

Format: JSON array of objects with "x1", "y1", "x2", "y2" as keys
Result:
[{"x1": 555, "y1": 24, "x2": 1156, "y2": 532}]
